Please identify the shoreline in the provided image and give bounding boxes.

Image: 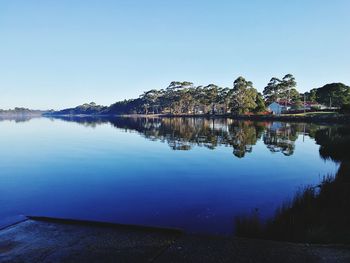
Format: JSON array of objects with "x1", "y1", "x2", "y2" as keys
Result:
[
  {"x1": 43, "y1": 112, "x2": 350, "y2": 124},
  {"x1": 1, "y1": 216, "x2": 350, "y2": 262}
]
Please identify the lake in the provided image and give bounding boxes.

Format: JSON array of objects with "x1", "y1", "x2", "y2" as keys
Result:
[{"x1": 0, "y1": 117, "x2": 340, "y2": 235}]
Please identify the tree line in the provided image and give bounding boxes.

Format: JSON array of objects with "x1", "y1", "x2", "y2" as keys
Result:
[
  {"x1": 109, "y1": 77, "x2": 266, "y2": 115},
  {"x1": 52, "y1": 75, "x2": 350, "y2": 115}
]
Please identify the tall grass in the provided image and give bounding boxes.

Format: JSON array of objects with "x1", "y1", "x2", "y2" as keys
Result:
[{"x1": 235, "y1": 171, "x2": 350, "y2": 244}]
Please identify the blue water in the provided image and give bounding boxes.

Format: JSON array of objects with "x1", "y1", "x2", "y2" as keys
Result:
[{"x1": 0, "y1": 117, "x2": 339, "y2": 234}]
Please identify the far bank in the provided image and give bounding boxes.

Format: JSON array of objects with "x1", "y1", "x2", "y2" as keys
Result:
[{"x1": 45, "y1": 111, "x2": 350, "y2": 124}]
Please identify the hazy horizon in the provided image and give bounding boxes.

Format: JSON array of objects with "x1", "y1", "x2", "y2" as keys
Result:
[{"x1": 1, "y1": 0, "x2": 349, "y2": 110}]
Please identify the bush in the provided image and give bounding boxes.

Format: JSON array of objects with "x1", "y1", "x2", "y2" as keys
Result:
[{"x1": 340, "y1": 104, "x2": 350, "y2": 114}]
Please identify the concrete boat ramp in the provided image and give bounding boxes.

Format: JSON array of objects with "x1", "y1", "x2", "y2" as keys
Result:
[{"x1": 0, "y1": 217, "x2": 350, "y2": 263}]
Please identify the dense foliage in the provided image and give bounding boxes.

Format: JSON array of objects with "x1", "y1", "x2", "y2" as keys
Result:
[
  {"x1": 305, "y1": 83, "x2": 350, "y2": 108},
  {"x1": 53, "y1": 77, "x2": 266, "y2": 115},
  {"x1": 54, "y1": 102, "x2": 108, "y2": 115},
  {"x1": 263, "y1": 74, "x2": 298, "y2": 104},
  {"x1": 50, "y1": 76, "x2": 350, "y2": 116},
  {"x1": 110, "y1": 79, "x2": 264, "y2": 115}
]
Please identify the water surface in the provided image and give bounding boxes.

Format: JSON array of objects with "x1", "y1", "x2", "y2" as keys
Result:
[{"x1": 0, "y1": 117, "x2": 339, "y2": 234}]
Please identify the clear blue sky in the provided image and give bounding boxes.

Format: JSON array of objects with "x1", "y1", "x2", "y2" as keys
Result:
[{"x1": 1, "y1": 0, "x2": 349, "y2": 110}]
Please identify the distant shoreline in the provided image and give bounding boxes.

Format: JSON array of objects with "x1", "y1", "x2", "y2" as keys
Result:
[{"x1": 43, "y1": 112, "x2": 350, "y2": 124}]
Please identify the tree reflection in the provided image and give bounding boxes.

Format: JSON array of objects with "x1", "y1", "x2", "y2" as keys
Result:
[
  {"x1": 263, "y1": 123, "x2": 300, "y2": 156},
  {"x1": 13, "y1": 115, "x2": 349, "y2": 243},
  {"x1": 228, "y1": 121, "x2": 264, "y2": 158},
  {"x1": 0, "y1": 116, "x2": 39, "y2": 123},
  {"x1": 49, "y1": 116, "x2": 321, "y2": 159}
]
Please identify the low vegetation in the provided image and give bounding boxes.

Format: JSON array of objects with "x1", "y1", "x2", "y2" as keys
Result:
[
  {"x1": 282, "y1": 112, "x2": 338, "y2": 117},
  {"x1": 235, "y1": 126, "x2": 350, "y2": 244}
]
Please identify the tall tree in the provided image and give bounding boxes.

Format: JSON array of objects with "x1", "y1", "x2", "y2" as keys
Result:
[
  {"x1": 231, "y1": 77, "x2": 257, "y2": 114},
  {"x1": 254, "y1": 93, "x2": 267, "y2": 113},
  {"x1": 304, "y1": 89, "x2": 317, "y2": 102},
  {"x1": 218, "y1": 87, "x2": 231, "y2": 114},
  {"x1": 140, "y1": 89, "x2": 162, "y2": 114},
  {"x1": 203, "y1": 84, "x2": 220, "y2": 114},
  {"x1": 314, "y1": 83, "x2": 350, "y2": 108},
  {"x1": 263, "y1": 74, "x2": 297, "y2": 104},
  {"x1": 263, "y1": 77, "x2": 282, "y2": 102},
  {"x1": 280, "y1": 74, "x2": 297, "y2": 106},
  {"x1": 163, "y1": 81, "x2": 193, "y2": 114}
]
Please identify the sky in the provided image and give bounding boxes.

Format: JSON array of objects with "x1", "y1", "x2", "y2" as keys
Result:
[{"x1": 0, "y1": 0, "x2": 349, "y2": 110}]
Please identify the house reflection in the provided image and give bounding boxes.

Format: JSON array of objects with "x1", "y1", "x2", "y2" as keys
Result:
[{"x1": 49, "y1": 116, "x2": 326, "y2": 159}]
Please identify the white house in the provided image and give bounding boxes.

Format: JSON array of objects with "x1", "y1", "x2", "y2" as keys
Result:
[
  {"x1": 301, "y1": 102, "x2": 327, "y2": 110},
  {"x1": 268, "y1": 102, "x2": 286, "y2": 115}
]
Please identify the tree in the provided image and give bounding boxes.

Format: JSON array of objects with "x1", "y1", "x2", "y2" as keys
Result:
[
  {"x1": 167, "y1": 81, "x2": 194, "y2": 90},
  {"x1": 254, "y1": 93, "x2": 267, "y2": 113},
  {"x1": 218, "y1": 87, "x2": 231, "y2": 114},
  {"x1": 203, "y1": 84, "x2": 220, "y2": 114},
  {"x1": 231, "y1": 77, "x2": 257, "y2": 114},
  {"x1": 304, "y1": 89, "x2": 317, "y2": 102},
  {"x1": 140, "y1": 89, "x2": 162, "y2": 114},
  {"x1": 292, "y1": 99, "x2": 303, "y2": 110},
  {"x1": 289, "y1": 88, "x2": 300, "y2": 103},
  {"x1": 314, "y1": 83, "x2": 350, "y2": 108},
  {"x1": 263, "y1": 74, "x2": 297, "y2": 105},
  {"x1": 194, "y1": 86, "x2": 211, "y2": 114},
  {"x1": 263, "y1": 78, "x2": 282, "y2": 102},
  {"x1": 280, "y1": 74, "x2": 297, "y2": 106}
]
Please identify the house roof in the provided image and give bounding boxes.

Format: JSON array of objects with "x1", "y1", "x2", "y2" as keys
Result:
[{"x1": 275, "y1": 100, "x2": 293, "y2": 106}]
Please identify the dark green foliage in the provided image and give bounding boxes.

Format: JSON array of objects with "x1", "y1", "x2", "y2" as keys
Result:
[
  {"x1": 303, "y1": 89, "x2": 317, "y2": 102},
  {"x1": 340, "y1": 103, "x2": 350, "y2": 114},
  {"x1": 312, "y1": 83, "x2": 350, "y2": 108},
  {"x1": 106, "y1": 99, "x2": 143, "y2": 114},
  {"x1": 263, "y1": 77, "x2": 282, "y2": 102},
  {"x1": 49, "y1": 77, "x2": 349, "y2": 116},
  {"x1": 53, "y1": 102, "x2": 108, "y2": 115},
  {"x1": 254, "y1": 93, "x2": 267, "y2": 113},
  {"x1": 231, "y1": 77, "x2": 257, "y2": 114},
  {"x1": 292, "y1": 99, "x2": 303, "y2": 110},
  {"x1": 51, "y1": 80, "x2": 240, "y2": 115}
]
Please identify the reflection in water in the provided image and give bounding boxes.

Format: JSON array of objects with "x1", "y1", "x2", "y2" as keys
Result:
[
  {"x1": 0, "y1": 116, "x2": 344, "y2": 236},
  {"x1": 236, "y1": 125, "x2": 350, "y2": 244},
  {"x1": 263, "y1": 123, "x2": 299, "y2": 156},
  {"x1": 0, "y1": 116, "x2": 39, "y2": 123},
  {"x1": 47, "y1": 116, "x2": 325, "y2": 159},
  {"x1": 50, "y1": 116, "x2": 348, "y2": 243}
]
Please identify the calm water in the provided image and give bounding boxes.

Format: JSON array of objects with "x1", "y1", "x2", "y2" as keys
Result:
[{"x1": 0, "y1": 117, "x2": 339, "y2": 234}]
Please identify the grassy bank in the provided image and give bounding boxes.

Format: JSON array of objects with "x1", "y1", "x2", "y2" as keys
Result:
[
  {"x1": 235, "y1": 126, "x2": 350, "y2": 244},
  {"x1": 235, "y1": 174, "x2": 350, "y2": 244},
  {"x1": 155, "y1": 112, "x2": 350, "y2": 124}
]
